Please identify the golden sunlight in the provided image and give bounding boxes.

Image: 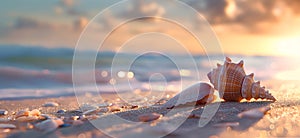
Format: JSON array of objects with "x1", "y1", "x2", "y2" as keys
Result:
[{"x1": 274, "y1": 36, "x2": 300, "y2": 57}]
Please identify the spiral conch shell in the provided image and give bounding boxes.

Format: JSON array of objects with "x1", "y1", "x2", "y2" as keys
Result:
[{"x1": 207, "y1": 57, "x2": 276, "y2": 102}]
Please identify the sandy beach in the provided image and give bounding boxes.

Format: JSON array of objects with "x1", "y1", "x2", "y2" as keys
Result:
[
  {"x1": 1, "y1": 80, "x2": 299, "y2": 138},
  {"x1": 2, "y1": 0, "x2": 300, "y2": 138}
]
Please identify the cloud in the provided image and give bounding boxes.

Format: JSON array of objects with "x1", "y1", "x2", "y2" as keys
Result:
[
  {"x1": 138, "y1": 1, "x2": 165, "y2": 17},
  {"x1": 73, "y1": 17, "x2": 89, "y2": 30},
  {"x1": 284, "y1": 0, "x2": 300, "y2": 14},
  {"x1": 14, "y1": 17, "x2": 55, "y2": 29},
  {"x1": 59, "y1": 0, "x2": 74, "y2": 7},
  {"x1": 233, "y1": 1, "x2": 278, "y2": 25},
  {"x1": 0, "y1": 16, "x2": 85, "y2": 47},
  {"x1": 3, "y1": 0, "x2": 300, "y2": 50},
  {"x1": 93, "y1": 1, "x2": 167, "y2": 32},
  {"x1": 113, "y1": 0, "x2": 166, "y2": 19},
  {"x1": 183, "y1": 0, "x2": 300, "y2": 33},
  {"x1": 95, "y1": 0, "x2": 300, "y2": 35},
  {"x1": 55, "y1": 0, "x2": 86, "y2": 16}
]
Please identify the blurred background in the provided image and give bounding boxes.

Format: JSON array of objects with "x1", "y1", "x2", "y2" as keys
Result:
[{"x1": 0, "y1": 0, "x2": 299, "y2": 99}]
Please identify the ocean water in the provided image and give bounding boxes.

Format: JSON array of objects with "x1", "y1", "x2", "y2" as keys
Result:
[{"x1": 0, "y1": 45, "x2": 298, "y2": 100}]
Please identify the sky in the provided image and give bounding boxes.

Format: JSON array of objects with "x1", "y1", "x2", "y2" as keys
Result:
[{"x1": 1, "y1": 0, "x2": 300, "y2": 57}]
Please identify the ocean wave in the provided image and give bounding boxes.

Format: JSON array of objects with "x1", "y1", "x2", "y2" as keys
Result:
[{"x1": 1, "y1": 45, "x2": 295, "y2": 99}]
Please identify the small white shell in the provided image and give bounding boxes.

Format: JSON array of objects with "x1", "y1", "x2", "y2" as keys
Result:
[
  {"x1": 15, "y1": 110, "x2": 30, "y2": 119},
  {"x1": 35, "y1": 119, "x2": 63, "y2": 132},
  {"x1": 29, "y1": 109, "x2": 41, "y2": 116},
  {"x1": 0, "y1": 109, "x2": 8, "y2": 116},
  {"x1": 43, "y1": 102, "x2": 59, "y2": 107},
  {"x1": 0, "y1": 124, "x2": 16, "y2": 129},
  {"x1": 237, "y1": 106, "x2": 271, "y2": 119},
  {"x1": 138, "y1": 113, "x2": 162, "y2": 122},
  {"x1": 163, "y1": 82, "x2": 215, "y2": 108},
  {"x1": 213, "y1": 122, "x2": 240, "y2": 128}
]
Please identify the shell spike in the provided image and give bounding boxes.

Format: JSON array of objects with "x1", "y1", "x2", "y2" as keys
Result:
[
  {"x1": 265, "y1": 90, "x2": 269, "y2": 93},
  {"x1": 238, "y1": 60, "x2": 244, "y2": 67},
  {"x1": 225, "y1": 57, "x2": 232, "y2": 63},
  {"x1": 207, "y1": 72, "x2": 212, "y2": 80},
  {"x1": 249, "y1": 73, "x2": 254, "y2": 78},
  {"x1": 265, "y1": 93, "x2": 276, "y2": 101}
]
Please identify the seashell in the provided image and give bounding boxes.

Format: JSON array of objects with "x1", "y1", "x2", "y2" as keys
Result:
[
  {"x1": 83, "y1": 109, "x2": 99, "y2": 115},
  {"x1": 0, "y1": 118, "x2": 10, "y2": 122},
  {"x1": 85, "y1": 115, "x2": 99, "y2": 120},
  {"x1": 16, "y1": 116, "x2": 38, "y2": 122},
  {"x1": 0, "y1": 109, "x2": 8, "y2": 116},
  {"x1": 35, "y1": 119, "x2": 63, "y2": 132},
  {"x1": 138, "y1": 113, "x2": 162, "y2": 122},
  {"x1": 131, "y1": 105, "x2": 139, "y2": 109},
  {"x1": 15, "y1": 110, "x2": 30, "y2": 118},
  {"x1": 213, "y1": 122, "x2": 240, "y2": 128},
  {"x1": 0, "y1": 124, "x2": 16, "y2": 129},
  {"x1": 29, "y1": 109, "x2": 41, "y2": 116},
  {"x1": 237, "y1": 106, "x2": 270, "y2": 119},
  {"x1": 39, "y1": 114, "x2": 51, "y2": 120},
  {"x1": 109, "y1": 106, "x2": 122, "y2": 112},
  {"x1": 207, "y1": 57, "x2": 276, "y2": 102},
  {"x1": 188, "y1": 114, "x2": 201, "y2": 119},
  {"x1": 163, "y1": 82, "x2": 215, "y2": 108},
  {"x1": 57, "y1": 109, "x2": 66, "y2": 114},
  {"x1": 71, "y1": 116, "x2": 80, "y2": 120},
  {"x1": 43, "y1": 102, "x2": 59, "y2": 107},
  {"x1": 83, "y1": 108, "x2": 108, "y2": 115}
]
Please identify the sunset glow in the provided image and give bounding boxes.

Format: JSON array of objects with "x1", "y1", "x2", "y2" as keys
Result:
[
  {"x1": 0, "y1": 0, "x2": 299, "y2": 57},
  {"x1": 274, "y1": 36, "x2": 300, "y2": 57}
]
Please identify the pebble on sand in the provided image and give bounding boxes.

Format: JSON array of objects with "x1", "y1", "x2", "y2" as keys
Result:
[
  {"x1": 83, "y1": 109, "x2": 99, "y2": 115},
  {"x1": 0, "y1": 109, "x2": 8, "y2": 116},
  {"x1": 43, "y1": 102, "x2": 59, "y2": 107},
  {"x1": 83, "y1": 107, "x2": 109, "y2": 115},
  {"x1": 109, "y1": 106, "x2": 122, "y2": 112},
  {"x1": 0, "y1": 118, "x2": 10, "y2": 122},
  {"x1": 71, "y1": 116, "x2": 80, "y2": 120},
  {"x1": 0, "y1": 124, "x2": 16, "y2": 129},
  {"x1": 138, "y1": 113, "x2": 162, "y2": 122},
  {"x1": 57, "y1": 109, "x2": 66, "y2": 114},
  {"x1": 16, "y1": 116, "x2": 39, "y2": 122},
  {"x1": 213, "y1": 122, "x2": 240, "y2": 128},
  {"x1": 188, "y1": 114, "x2": 201, "y2": 119},
  {"x1": 29, "y1": 109, "x2": 41, "y2": 116},
  {"x1": 15, "y1": 109, "x2": 41, "y2": 121},
  {"x1": 237, "y1": 106, "x2": 271, "y2": 119},
  {"x1": 35, "y1": 119, "x2": 64, "y2": 132},
  {"x1": 15, "y1": 110, "x2": 30, "y2": 118},
  {"x1": 39, "y1": 114, "x2": 51, "y2": 120}
]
